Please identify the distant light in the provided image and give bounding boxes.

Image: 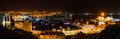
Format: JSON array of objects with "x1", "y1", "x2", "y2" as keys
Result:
[
  {"x1": 62, "y1": 30, "x2": 80, "y2": 36},
  {"x1": 106, "y1": 17, "x2": 113, "y2": 21},
  {"x1": 101, "y1": 12, "x2": 105, "y2": 16},
  {"x1": 97, "y1": 16, "x2": 104, "y2": 20},
  {"x1": 22, "y1": 15, "x2": 28, "y2": 19},
  {"x1": 2, "y1": 21, "x2": 5, "y2": 27},
  {"x1": 83, "y1": 25, "x2": 96, "y2": 29},
  {"x1": 35, "y1": 18, "x2": 40, "y2": 21},
  {"x1": 64, "y1": 22, "x2": 71, "y2": 25},
  {"x1": 33, "y1": 26, "x2": 36, "y2": 29},
  {"x1": 85, "y1": 13, "x2": 88, "y2": 15},
  {"x1": 109, "y1": 13, "x2": 113, "y2": 15},
  {"x1": 57, "y1": 29, "x2": 61, "y2": 32},
  {"x1": 113, "y1": 19, "x2": 120, "y2": 21},
  {"x1": 99, "y1": 21, "x2": 105, "y2": 25}
]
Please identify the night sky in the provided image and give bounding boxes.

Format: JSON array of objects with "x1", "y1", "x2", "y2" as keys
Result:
[{"x1": 0, "y1": 0, "x2": 120, "y2": 12}]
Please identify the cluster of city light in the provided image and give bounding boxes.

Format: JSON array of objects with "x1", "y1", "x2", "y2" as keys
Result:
[
  {"x1": 79, "y1": 12, "x2": 115, "y2": 34},
  {"x1": 7, "y1": 11, "x2": 119, "y2": 37},
  {"x1": 56, "y1": 24, "x2": 105, "y2": 36},
  {"x1": 80, "y1": 25, "x2": 106, "y2": 34},
  {"x1": 32, "y1": 30, "x2": 41, "y2": 35},
  {"x1": 62, "y1": 30, "x2": 80, "y2": 36},
  {"x1": 51, "y1": 28, "x2": 81, "y2": 36},
  {"x1": 10, "y1": 11, "x2": 62, "y2": 21},
  {"x1": 50, "y1": 12, "x2": 109, "y2": 35}
]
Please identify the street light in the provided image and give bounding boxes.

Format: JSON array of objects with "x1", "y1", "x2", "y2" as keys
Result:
[{"x1": 101, "y1": 12, "x2": 105, "y2": 16}]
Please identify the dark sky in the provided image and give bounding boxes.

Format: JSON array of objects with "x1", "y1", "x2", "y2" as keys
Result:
[{"x1": 0, "y1": 0, "x2": 120, "y2": 12}]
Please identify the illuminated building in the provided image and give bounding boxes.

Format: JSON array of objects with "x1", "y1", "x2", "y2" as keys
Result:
[
  {"x1": 14, "y1": 22, "x2": 23, "y2": 29},
  {"x1": 39, "y1": 32, "x2": 65, "y2": 39},
  {"x1": 14, "y1": 20, "x2": 33, "y2": 32},
  {"x1": 22, "y1": 20, "x2": 32, "y2": 32},
  {"x1": 62, "y1": 30, "x2": 80, "y2": 36},
  {"x1": 0, "y1": 13, "x2": 14, "y2": 29}
]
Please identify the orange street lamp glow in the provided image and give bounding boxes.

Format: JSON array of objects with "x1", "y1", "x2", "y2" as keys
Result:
[{"x1": 101, "y1": 12, "x2": 105, "y2": 16}]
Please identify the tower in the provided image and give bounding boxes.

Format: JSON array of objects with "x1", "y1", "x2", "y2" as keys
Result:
[{"x1": 2, "y1": 13, "x2": 14, "y2": 29}]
